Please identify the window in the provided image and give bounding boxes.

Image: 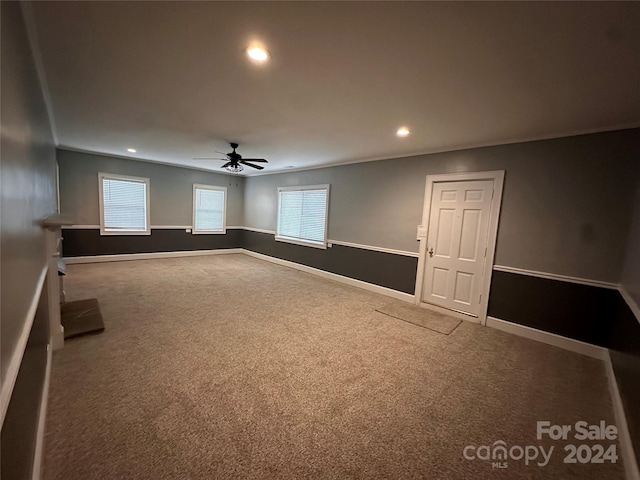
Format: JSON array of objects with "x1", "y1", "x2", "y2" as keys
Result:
[
  {"x1": 276, "y1": 185, "x2": 330, "y2": 248},
  {"x1": 192, "y1": 184, "x2": 227, "y2": 234},
  {"x1": 99, "y1": 173, "x2": 150, "y2": 235}
]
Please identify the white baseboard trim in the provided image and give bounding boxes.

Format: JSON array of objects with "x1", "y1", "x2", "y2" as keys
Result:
[
  {"x1": 1, "y1": 265, "x2": 48, "y2": 428},
  {"x1": 63, "y1": 246, "x2": 414, "y2": 301},
  {"x1": 241, "y1": 249, "x2": 415, "y2": 303},
  {"x1": 604, "y1": 351, "x2": 640, "y2": 480},
  {"x1": 31, "y1": 344, "x2": 52, "y2": 480},
  {"x1": 485, "y1": 316, "x2": 608, "y2": 360},
  {"x1": 492, "y1": 265, "x2": 619, "y2": 290},
  {"x1": 64, "y1": 249, "x2": 243, "y2": 264}
]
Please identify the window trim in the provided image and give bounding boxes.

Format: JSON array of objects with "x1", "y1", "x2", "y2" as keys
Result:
[
  {"x1": 275, "y1": 184, "x2": 330, "y2": 249},
  {"x1": 192, "y1": 184, "x2": 227, "y2": 235},
  {"x1": 98, "y1": 172, "x2": 151, "y2": 236}
]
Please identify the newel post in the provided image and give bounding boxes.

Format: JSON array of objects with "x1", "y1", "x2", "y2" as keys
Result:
[{"x1": 40, "y1": 215, "x2": 74, "y2": 350}]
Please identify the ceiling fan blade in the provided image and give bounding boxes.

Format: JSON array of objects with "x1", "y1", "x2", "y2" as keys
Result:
[
  {"x1": 215, "y1": 151, "x2": 228, "y2": 155},
  {"x1": 220, "y1": 161, "x2": 233, "y2": 169},
  {"x1": 241, "y1": 158, "x2": 268, "y2": 163},
  {"x1": 193, "y1": 157, "x2": 227, "y2": 160},
  {"x1": 240, "y1": 161, "x2": 264, "y2": 170}
]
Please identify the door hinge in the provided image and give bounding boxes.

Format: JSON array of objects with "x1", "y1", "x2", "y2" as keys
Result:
[
  {"x1": 484, "y1": 247, "x2": 487, "y2": 257},
  {"x1": 479, "y1": 294, "x2": 482, "y2": 303}
]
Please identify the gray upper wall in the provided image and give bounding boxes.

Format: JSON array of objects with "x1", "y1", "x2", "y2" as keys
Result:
[
  {"x1": 244, "y1": 129, "x2": 640, "y2": 283},
  {"x1": 58, "y1": 149, "x2": 245, "y2": 227},
  {"x1": 1, "y1": 2, "x2": 57, "y2": 383}
]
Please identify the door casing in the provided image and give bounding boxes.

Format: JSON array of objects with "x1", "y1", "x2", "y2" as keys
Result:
[{"x1": 414, "y1": 170, "x2": 505, "y2": 326}]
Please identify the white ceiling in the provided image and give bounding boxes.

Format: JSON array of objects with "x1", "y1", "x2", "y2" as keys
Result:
[{"x1": 28, "y1": 1, "x2": 640, "y2": 176}]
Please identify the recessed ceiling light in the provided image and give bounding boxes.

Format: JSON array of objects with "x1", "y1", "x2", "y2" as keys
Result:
[
  {"x1": 127, "y1": 148, "x2": 137, "y2": 153},
  {"x1": 396, "y1": 127, "x2": 410, "y2": 137},
  {"x1": 246, "y1": 46, "x2": 269, "y2": 63}
]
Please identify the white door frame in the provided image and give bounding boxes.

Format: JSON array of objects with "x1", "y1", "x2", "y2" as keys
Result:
[{"x1": 414, "y1": 170, "x2": 505, "y2": 326}]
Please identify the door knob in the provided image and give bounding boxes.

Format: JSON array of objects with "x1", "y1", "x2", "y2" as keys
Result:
[{"x1": 428, "y1": 247, "x2": 434, "y2": 258}]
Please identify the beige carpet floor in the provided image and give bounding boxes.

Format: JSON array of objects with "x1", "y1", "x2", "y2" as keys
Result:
[{"x1": 44, "y1": 254, "x2": 624, "y2": 479}]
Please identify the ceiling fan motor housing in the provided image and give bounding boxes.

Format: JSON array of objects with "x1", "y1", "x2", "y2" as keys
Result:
[{"x1": 228, "y1": 143, "x2": 241, "y2": 160}]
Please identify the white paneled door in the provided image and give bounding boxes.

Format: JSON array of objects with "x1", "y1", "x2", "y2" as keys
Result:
[{"x1": 421, "y1": 180, "x2": 494, "y2": 316}]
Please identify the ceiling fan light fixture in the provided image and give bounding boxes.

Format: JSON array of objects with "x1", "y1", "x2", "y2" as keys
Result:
[
  {"x1": 225, "y1": 164, "x2": 244, "y2": 173},
  {"x1": 246, "y1": 46, "x2": 269, "y2": 63}
]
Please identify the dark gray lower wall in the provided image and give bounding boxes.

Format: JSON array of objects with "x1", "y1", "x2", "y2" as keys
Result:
[
  {"x1": 62, "y1": 228, "x2": 243, "y2": 257},
  {"x1": 608, "y1": 295, "x2": 640, "y2": 464},
  {"x1": 1, "y1": 285, "x2": 49, "y2": 480},
  {"x1": 486, "y1": 270, "x2": 618, "y2": 347},
  {"x1": 243, "y1": 231, "x2": 418, "y2": 294}
]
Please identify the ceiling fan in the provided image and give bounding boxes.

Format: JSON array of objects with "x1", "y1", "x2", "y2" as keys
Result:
[{"x1": 194, "y1": 143, "x2": 268, "y2": 173}]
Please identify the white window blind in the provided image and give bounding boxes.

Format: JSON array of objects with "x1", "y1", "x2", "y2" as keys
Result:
[
  {"x1": 193, "y1": 185, "x2": 226, "y2": 233},
  {"x1": 276, "y1": 185, "x2": 329, "y2": 248},
  {"x1": 99, "y1": 174, "x2": 150, "y2": 235}
]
